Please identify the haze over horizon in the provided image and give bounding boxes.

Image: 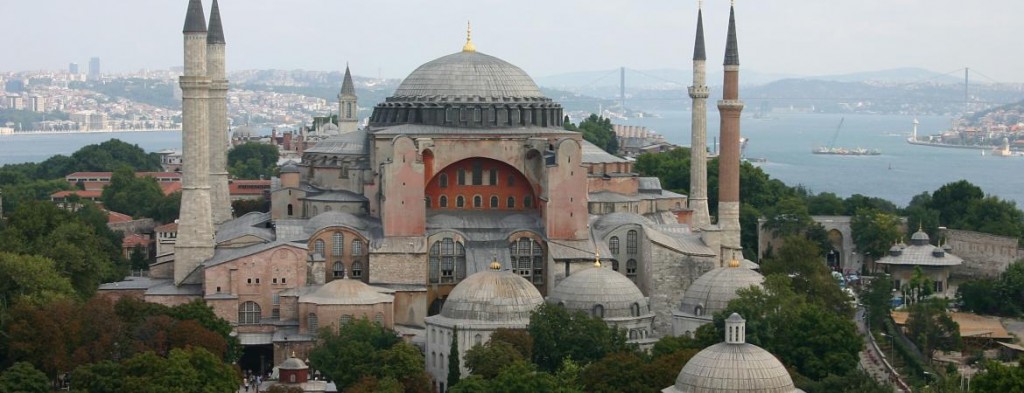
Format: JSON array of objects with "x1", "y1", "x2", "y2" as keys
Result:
[{"x1": 4, "y1": 0, "x2": 1022, "y2": 83}]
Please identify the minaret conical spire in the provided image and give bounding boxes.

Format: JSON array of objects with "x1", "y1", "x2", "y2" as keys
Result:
[
  {"x1": 183, "y1": 0, "x2": 207, "y2": 33},
  {"x1": 724, "y1": 4, "x2": 740, "y2": 66},
  {"x1": 693, "y1": 7, "x2": 706, "y2": 61},
  {"x1": 207, "y1": 0, "x2": 225, "y2": 44},
  {"x1": 340, "y1": 64, "x2": 356, "y2": 96}
]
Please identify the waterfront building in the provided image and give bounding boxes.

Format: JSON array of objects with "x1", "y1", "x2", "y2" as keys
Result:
[
  {"x1": 98, "y1": 1, "x2": 756, "y2": 378},
  {"x1": 877, "y1": 228, "x2": 963, "y2": 297}
]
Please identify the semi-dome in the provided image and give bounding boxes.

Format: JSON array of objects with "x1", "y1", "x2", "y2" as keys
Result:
[
  {"x1": 440, "y1": 265, "x2": 544, "y2": 322},
  {"x1": 392, "y1": 51, "x2": 544, "y2": 101},
  {"x1": 679, "y1": 262, "x2": 764, "y2": 317},
  {"x1": 665, "y1": 314, "x2": 801, "y2": 393},
  {"x1": 547, "y1": 264, "x2": 649, "y2": 319},
  {"x1": 299, "y1": 278, "x2": 393, "y2": 305}
]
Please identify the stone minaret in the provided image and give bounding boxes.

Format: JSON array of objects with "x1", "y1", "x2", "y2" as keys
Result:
[
  {"x1": 207, "y1": 0, "x2": 231, "y2": 224},
  {"x1": 717, "y1": 3, "x2": 744, "y2": 262},
  {"x1": 337, "y1": 65, "x2": 358, "y2": 133},
  {"x1": 175, "y1": 0, "x2": 215, "y2": 286},
  {"x1": 687, "y1": 5, "x2": 711, "y2": 229}
]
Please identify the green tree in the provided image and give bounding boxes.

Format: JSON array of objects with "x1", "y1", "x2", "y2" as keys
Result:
[
  {"x1": 805, "y1": 192, "x2": 846, "y2": 215},
  {"x1": 0, "y1": 252, "x2": 75, "y2": 307},
  {"x1": 69, "y1": 139, "x2": 162, "y2": 173},
  {"x1": 566, "y1": 114, "x2": 618, "y2": 155},
  {"x1": 232, "y1": 197, "x2": 269, "y2": 216},
  {"x1": 228, "y1": 142, "x2": 280, "y2": 180},
  {"x1": 962, "y1": 196, "x2": 1024, "y2": 240},
  {"x1": 760, "y1": 236, "x2": 853, "y2": 315},
  {"x1": 464, "y1": 341, "x2": 526, "y2": 379},
  {"x1": 448, "y1": 326, "x2": 461, "y2": 388},
  {"x1": 928, "y1": 180, "x2": 983, "y2": 227},
  {"x1": 100, "y1": 166, "x2": 165, "y2": 219},
  {"x1": 308, "y1": 318, "x2": 412, "y2": 389},
  {"x1": 0, "y1": 361, "x2": 50, "y2": 393},
  {"x1": 971, "y1": 359, "x2": 1024, "y2": 392},
  {"x1": 861, "y1": 275, "x2": 893, "y2": 329},
  {"x1": 528, "y1": 303, "x2": 631, "y2": 372},
  {"x1": 850, "y1": 208, "x2": 903, "y2": 262},
  {"x1": 844, "y1": 194, "x2": 899, "y2": 215},
  {"x1": 72, "y1": 347, "x2": 239, "y2": 393},
  {"x1": 905, "y1": 299, "x2": 961, "y2": 359}
]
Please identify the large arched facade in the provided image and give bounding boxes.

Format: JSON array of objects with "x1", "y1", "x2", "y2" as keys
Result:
[
  {"x1": 308, "y1": 226, "x2": 371, "y2": 284},
  {"x1": 424, "y1": 157, "x2": 537, "y2": 212}
]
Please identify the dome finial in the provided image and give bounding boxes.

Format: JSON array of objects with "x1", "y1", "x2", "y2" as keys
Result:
[
  {"x1": 463, "y1": 20, "x2": 476, "y2": 52},
  {"x1": 728, "y1": 259, "x2": 740, "y2": 268},
  {"x1": 594, "y1": 251, "x2": 602, "y2": 267},
  {"x1": 489, "y1": 259, "x2": 502, "y2": 271}
]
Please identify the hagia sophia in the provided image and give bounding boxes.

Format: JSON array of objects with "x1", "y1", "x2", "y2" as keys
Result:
[{"x1": 98, "y1": 0, "x2": 803, "y2": 391}]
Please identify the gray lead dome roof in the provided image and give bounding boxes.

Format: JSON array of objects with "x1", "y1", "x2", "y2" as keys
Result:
[
  {"x1": 666, "y1": 343, "x2": 800, "y2": 393},
  {"x1": 392, "y1": 51, "x2": 544, "y2": 101},
  {"x1": 547, "y1": 265, "x2": 649, "y2": 319},
  {"x1": 679, "y1": 266, "x2": 764, "y2": 317},
  {"x1": 440, "y1": 269, "x2": 544, "y2": 323}
]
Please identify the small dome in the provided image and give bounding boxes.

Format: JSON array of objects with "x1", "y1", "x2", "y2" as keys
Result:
[
  {"x1": 913, "y1": 229, "x2": 937, "y2": 243},
  {"x1": 392, "y1": 51, "x2": 544, "y2": 101},
  {"x1": 440, "y1": 268, "x2": 544, "y2": 322},
  {"x1": 679, "y1": 266, "x2": 764, "y2": 317},
  {"x1": 666, "y1": 313, "x2": 800, "y2": 393},
  {"x1": 279, "y1": 357, "x2": 308, "y2": 370},
  {"x1": 304, "y1": 210, "x2": 369, "y2": 233},
  {"x1": 280, "y1": 163, "x2": 301, "y2": 173},
  {"x1": 547, "y1": 265, "x2": 649, "y2": 319},
  {"x1": 668, "y1": 343, "x2": 799, "y2": 393},
  {"x1": 299, "y1": 279, "x2": 393, "y2": 305}
]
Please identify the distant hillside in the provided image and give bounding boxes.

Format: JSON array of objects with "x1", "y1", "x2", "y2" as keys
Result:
[{"x1": 803, "y1": 67, "x2": 962, "y2": 84}]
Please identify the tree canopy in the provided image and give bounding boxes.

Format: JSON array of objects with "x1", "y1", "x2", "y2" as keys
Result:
[
  {"x1": 528, "y1": 303, "x2": 631, "y2": 372},
  {"x1": 99, "y1": 166, "x2": 180, "y2": 222},
  {"x1": 564, "y1": 114, "x2": 618, "y2": 155},
  {"x1": 308, "y1": 318, "x2": 429, "y2": 392},
  {"x1": 228, "y1": 142, "x2": 280, "y2": 180}
]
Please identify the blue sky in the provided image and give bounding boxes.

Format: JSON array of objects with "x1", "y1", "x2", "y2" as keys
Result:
[{"x1": 4, "y1": 0, "x2": 1021, "y2": 82}]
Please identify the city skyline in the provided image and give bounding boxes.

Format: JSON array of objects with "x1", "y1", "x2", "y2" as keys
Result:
[{"x1": 4, "y1": 0, "x2": 1023, "y2": 83}]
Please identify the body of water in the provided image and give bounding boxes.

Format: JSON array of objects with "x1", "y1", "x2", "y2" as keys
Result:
[{"x1": 1, "y1": 114, "x2": 1020, "y2": 208}]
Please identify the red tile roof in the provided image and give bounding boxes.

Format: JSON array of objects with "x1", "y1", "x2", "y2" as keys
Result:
[
  {"x1": 155, "y1": 222, "x2": 179, "y2": 232},
  {"x1": 107, "y1": 210, "x2": 134, "y2": 223},
  {"x1": 229, "y1": 179, "x2": 271, "y2": 196},
  {"x1": 51, "y1": 190, "x2": 103, "y2": 199},
  {"x1": 122, "y1": 233, "x2": 151, "y2": 247},
  {"x1": 160, "y1": 182, "x2": 182, "y2": 196}
]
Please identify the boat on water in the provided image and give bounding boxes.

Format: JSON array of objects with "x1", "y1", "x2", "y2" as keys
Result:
[{"x1": 811, "y1": 118, "x2": 882, "y2": 156}]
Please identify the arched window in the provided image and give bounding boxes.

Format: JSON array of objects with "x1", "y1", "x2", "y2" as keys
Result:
[
  {"x1": 332, "y1": 233, "x2": 343, "y2": 256},
  {"x1": 510, "y1": 237, "x2": 544, "y2": 284},
  {"x1": 287, "y1": 204, "x2": 293, "y2": 216},
  {"x1": 592, "y1": 304, "x2": 604, "y2": 318},
  {"x1": 456, "y1": 196, "x2": 465, "y2": 208},
  {"x1": 314, "y1": 239, "x2": 325, "y2": 256},
  {"x1": 324, "y1": 205, "x2": 332, "y2": 212},
  {"x1": 340, "y1": 314, "x2": 353, "y2": 326},
  {"x1": 351, "y1": 261, "x2": 363, "y2": 278},
  {"x1": 440, "y1": 195, "x2": 448, "y2": 208},
  {"x1": 312, "y1": 206, "x2": 318, "y2": 216},
  {"x1": 631, "y1": 302, "x2": 640, "y2": 317},
  {"x1": 694, "y1": 305, "x2": 704, "y2": 316},
  {"x1": 333, "y1": 261, "x2": 345, "y2": 278},
  {"x1": 490, "y1": 196, "x2": 499, "y2": 208},
  {"x1": 432, "y1": 352, "x2": 437, "y2": 368},
  {"x1": 507, "y1": 196, "x2": 515, "y2": 208},
  {"x1": 429, "y1": 237, "x2": 467, "y2": 284},
  {"x1": 439, "y1": 173, "x2": 448, "y2": 188},
  {"x1": 626, "y1": 259, "x2": 638, "y2": 281},
  {"x1": 474, "y1": 334, "x2": 482, "y2": 346},
  {"x1": 238, "y1": 301, "x2": 261, "y2": 325},
  {"x1": 473, "y1": 195, "x2": 482, "y2": 208},
  {"x1": 609, "y1": 236, "x2": 620, "y2": 255},
  {"x1": 612, "y1": 259, "x2": 620, "y2": 271},
  {"x1": 308, "y1": 313, "x2": 318, "y2": 332},
  {"x1": 524, "y1": 196, "x2": 533, "y2": 208},
  {"x1": 626, "y1": 230, "x2": 638, "y2": 255},
  {"x1": 352, "y1": 239, "x2": 363, "y2": 256},
  {"x1": 489, "y1": 169, "x2": 498, "y2": 185}
]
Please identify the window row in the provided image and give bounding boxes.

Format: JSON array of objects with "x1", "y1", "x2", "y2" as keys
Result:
[
  {"x1": 427, "y1": 195, "x2": 533, "y2": 209},
  {"x1": 438, "y1": 168, "x2": 514, "y2": 188},
  {"x1": 313, "y1": 237, "x2": 365, "y2": 257},
  {"x1": 332, "y1": 261, "x2": 365, "y2": 279},
  {"x1": 429, "y1": 238, "x2": 467, "y2": 284}
]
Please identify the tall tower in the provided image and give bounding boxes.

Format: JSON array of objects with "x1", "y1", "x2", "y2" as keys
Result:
[
  {"x1": 717, "y1": 3, "x2": 744, "y2": 262},
  {"x1": 687, "y1": 5, "x2": 711, "y2": 229},
  {"x1": 175, "y1": 0, "x2": 215, "y2": 285},
  {"x1": 207, "y1": 0, "x2": 231, "y2": 224},
  {"x1": 337, "y1": 65, "x2": 358, "y2": 133}
]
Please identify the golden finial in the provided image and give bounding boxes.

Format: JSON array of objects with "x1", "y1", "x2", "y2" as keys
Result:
[
  {"x1": 291, "y1": 351, "x2": 296, "y2": 358},
  {"x1": 594, "y1": 252, "x2": 602, "y2": 267},
  {"x1": 462, "y1": 21, "x2": 476, "y2": 52},
  {"x1": 489, "y1": 260, "x2": 501, "y2": 270},
  {"x1": 728, "y1": 259, "x2": 740, "y2": 268}
]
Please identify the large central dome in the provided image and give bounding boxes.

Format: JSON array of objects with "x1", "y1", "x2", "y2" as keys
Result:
[
  {"x1": 368, "y1": 48, "x2": 563, "y2": 130},
  {"x1": 392, "y1": 51, "x2": 544, "y2": 101}
]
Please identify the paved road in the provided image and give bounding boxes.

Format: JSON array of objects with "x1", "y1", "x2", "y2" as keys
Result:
[{"x1": 856, "y1": 307, "x2": 893, "y2": 385}]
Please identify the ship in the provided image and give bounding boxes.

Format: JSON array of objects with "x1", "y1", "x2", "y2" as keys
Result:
[{"x1": 812, "y1": 118, "x2": 882, "y2": 156}]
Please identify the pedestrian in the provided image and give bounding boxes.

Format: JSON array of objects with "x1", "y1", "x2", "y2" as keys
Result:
[{"x1": 243, "y1": 378, "x2": 249, "y2": 392}]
